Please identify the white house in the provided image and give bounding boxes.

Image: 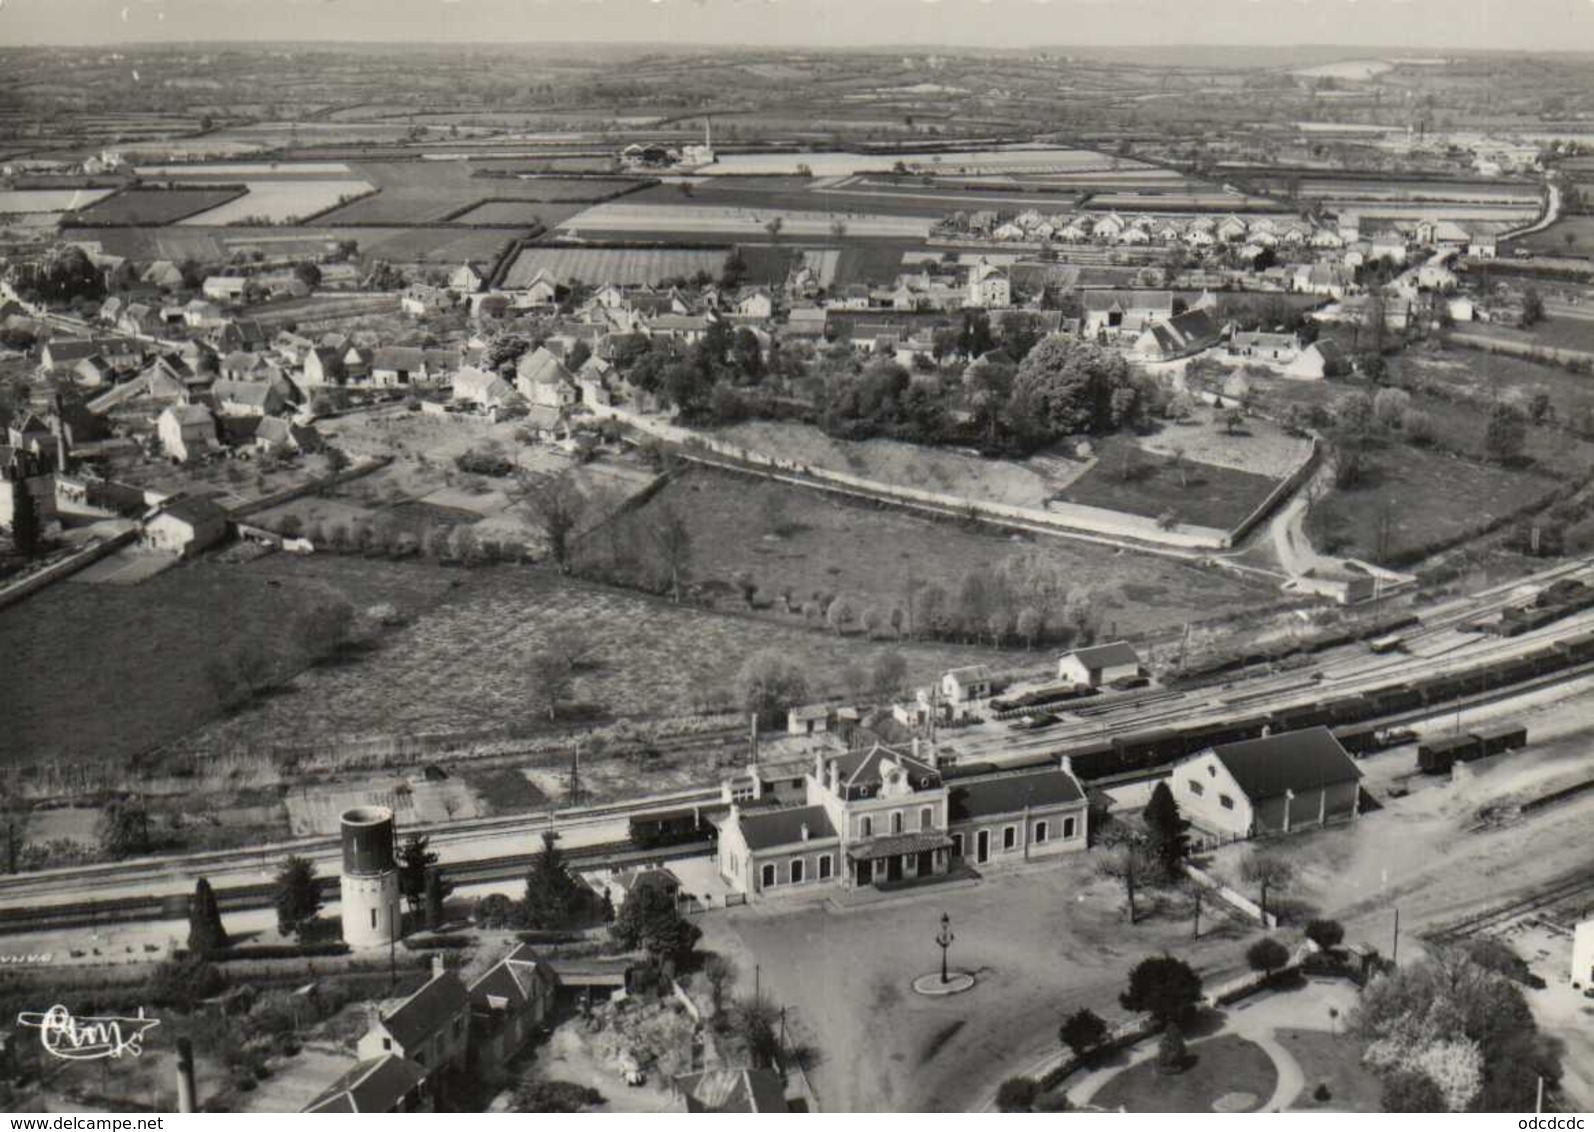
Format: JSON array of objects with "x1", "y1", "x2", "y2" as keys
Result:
[
  {"x1": 1283, "y1": 339, "x2": 1345, "y2": 381},
  {"x1": 514, "y1": 347, "x2": 579, "y2": 410},
  {"x1": 1573, "y1": 919, "x2": 1594, "y2": 989},
  {"x1": 451, "y1": 366, "x2": 515, "y2": 409},
  {"x1": 140, "y1": 495, "x2": 228, "y2": 557},
  {"x1": 965, "y1": 260, "x2": 1011, "y2": 309},
  {"x1": 787, "y1": 704, "x2": 831, "y2": 737},
  {"x1": 1057, "y1": 641, "x2": 1142, "y2": 688},
  {"x1": 940, "y1": 665, "x2": 992, "y2": 705},
  {"x1": 201, "y1": 276, "x2": 249, "y2": 303},
  {"x1": 1170, "y1": 727, "x2": 1361, "y2": 842},
  {"x1": 156, "y1": 404, "x2": 217, "y2": 464}
]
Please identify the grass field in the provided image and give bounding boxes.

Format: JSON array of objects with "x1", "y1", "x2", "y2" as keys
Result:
[
  {"x1": 178, "y1": 179, "x2": 375, "y2": 225},
  {"x1": 1514, "y1": 214, "x2": 1594, "y2": 255},
  {"x1": 0, "y1": 556, "x2": 460, "y2": 769},
  {"x1": 600, "y1": 465, "x2": 1276, "y2": 641},
  {"x1": 1305, "y1": 440, "x2": 1564, "y2": 563},
  {"x1": 558, "y1": 200, "x2": 934, "y2": 238},
  {"x1": 1278, "y1": 1029, "x2": 1383, "y2": 1113},
  {"x1": 61, "y1": 224, "x2": 531, "y2": 265},
  {"x1": 0, "y1": 188, "x2": 115, "y2": 212},
  {"x1": 175, "y1": 558, "x2": 1010, "y2": 756},
  {"x1": 1090, "y1": 1035, "x2": 1276, "y2": 1113},
  {"x1": 1061, "y1": 436, "x2": 1283, "y2": 532},
  {"x1": 1453, "y1": 318, "x2": 1594, "y2": 357},
  {"x1": 75, "y1": 186, "x2": 247, "y2": 226}
]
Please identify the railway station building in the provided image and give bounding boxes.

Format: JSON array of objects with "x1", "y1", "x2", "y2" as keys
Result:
[{"x1": 715, "y1": 742, "x2": 1088, "y2": 902}]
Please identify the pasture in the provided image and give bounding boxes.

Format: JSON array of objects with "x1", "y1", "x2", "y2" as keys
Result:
[
  {"x1": 558, "y1": 201, "x2": 934, "y2": 238},
  {"x1": 601, "y1": 465, "x2": 1277, "y2": 642},
  {"x1": 74, "y1": 186, "x2": 248, "y2": 226},
  {"x1": 0, "y1": 188, "x2": 115, "y2": 212},
  {"x1": 1060, "y1": 436, "x2": 1283, "y2": 532}
]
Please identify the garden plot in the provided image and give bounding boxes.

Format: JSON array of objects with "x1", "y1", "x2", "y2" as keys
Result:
[
  {"x1": 558, "y1": 201, "x2": 933, "y2": 238},
  {"x1": 0, "y1": 188, "x2": 115, "y2": 212},
  {"x1": 177, "y1": 179, "x2": 375, "y2": 225},
  {"x1": 501, "y1": 246, "x2": 728, "y2": 288},
  {"x1": 284, "y1": 775, "x2": 483, "y2": 836}
]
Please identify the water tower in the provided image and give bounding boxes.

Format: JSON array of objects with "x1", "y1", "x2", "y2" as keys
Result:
[{"x1": 340, "y1": 805, "x2": 400, "y2": 949}]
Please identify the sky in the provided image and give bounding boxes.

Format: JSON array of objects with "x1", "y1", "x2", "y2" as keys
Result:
[{"x1": 2, "y1": 0, "x2": 1593, "y2": 52}]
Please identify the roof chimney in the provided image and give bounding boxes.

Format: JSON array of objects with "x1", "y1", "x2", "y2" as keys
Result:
[
  {"x1": 729, "y1": 801, "x2": 740, "y2": 825},
  {"x1": 1060, "y1": 754, "x2": 1074, "y2": 777},
  {"x1": 828, "y1": 760, "x2": 839, "y2": 795},
  {"x1": 800, "y1": 822, "x2": 810, "y2": 842},
  {"x1": 431, "y1": 954, "x2": 445, "y2": 981}
]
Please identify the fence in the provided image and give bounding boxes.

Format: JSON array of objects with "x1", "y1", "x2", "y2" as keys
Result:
[
  {"x1": 227, "y1": 454, "x2": 393, "y2": 519},
  {"x1": 1227, "y1": 436, "x2": 1323, "y2": 547},
  {"x1": 1182, "y1": 861, "x2": 1278, "y2": 929},
  {"x1": 0, "y1": 526, "x2": 137, "y2": 612}
]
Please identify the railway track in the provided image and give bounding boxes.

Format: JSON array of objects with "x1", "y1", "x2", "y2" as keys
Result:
[{"x1": 1424, "y1": 867, "x2": 1594, "y2": 945}]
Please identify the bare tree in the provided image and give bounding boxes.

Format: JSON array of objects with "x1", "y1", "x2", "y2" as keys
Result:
[
  {"x1": 647, "y1": 504, "x2": 692, "y2": 603},
  {"x1": 528, "y1": 649, "x2": 574, "y2": 721},
  {"x1": 1240, "y1": 848, "x2": 1296, "y2": 923},
  {"x1": 518, "y1": 470, "x2": 587, "y2": 574}
]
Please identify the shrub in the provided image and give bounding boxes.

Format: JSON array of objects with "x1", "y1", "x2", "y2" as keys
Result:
[
  {"x1": 995, "y1": 1076, "x2": 1038, "y2": 1111},
  {"x1": 1157, "y1": 1027, "x2": 1188, "y2": 1075},
  {"x1": 1305, "y1": 919, "x2": 1345, "y2": 951}
]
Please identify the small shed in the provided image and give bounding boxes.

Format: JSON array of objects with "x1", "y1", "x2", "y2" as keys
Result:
[
  {"x1": 1057, "y1": 641, "x2": 1141, "y2": 688},
  {"x1": 787, "y1": 704, "x2": 831, "y2": 737}
]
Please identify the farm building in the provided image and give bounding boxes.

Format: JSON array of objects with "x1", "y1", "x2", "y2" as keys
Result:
[
  {"x1": 787, "y1": 703, "x2": 831, "y2": 736},
  {"x1": 514, "y1": 348, "x2": 579, "y2": 409},
  {"x1": 1283, "y1": 339, "x2": 1345, "y2": 381},
  {"x1": 1133, "y1": 309, "x2": 1224, "y2": 363},
  {"x1": 1057, "y1": 641, "x2": 1142, "y2": 688},
  {"x1": 156, "y1": 404, "x2": 217, "y2": 464},
  {"x1": 452, "y1": 366, "x2": 515, "y2": 409},
  {"x1": 1172, "y1": 726, "x2": 1361, "y2": 842}
]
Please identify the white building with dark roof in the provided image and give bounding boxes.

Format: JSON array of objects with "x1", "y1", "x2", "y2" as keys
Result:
[
  {"x1": 1057, "y1": 641, "x2": 1142, "y2": 687},
  {"x1": 1171, "y1": 726, "x2": 1362, "y2": 842}
]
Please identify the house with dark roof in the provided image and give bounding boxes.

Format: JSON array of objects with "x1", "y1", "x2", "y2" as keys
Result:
[
  {"x1": 140, "y1": 494, "x2": 228, "y2": 557},
  {"x1": 1133, "y1": 308, "x2": 1224, "y2": 363},
  {"x1": 210, "y1": 378, "x2": 287, "y2": 418},
  {"x1": 303, "y1": 1054, "x2": 429, "y2": 1114},
  {"x1": 674, "y1": 1067, "x2": 790, "y2": 1113},
  {"x1": 467, "y1": 943, "x2": 555, "y2": 1074},
  {"x1": 1171, "y1": 725, "x2": 1361, "y2": 841},
  {"x1": 1057, "y1": 641, "x2": 1142, "y2": 688},
  {"x1": 940, "y1": 665, "x2": 993, "y2": 705},
  {"x1": 357, "y1": 957, "x2": 471, "y2": 1084}
]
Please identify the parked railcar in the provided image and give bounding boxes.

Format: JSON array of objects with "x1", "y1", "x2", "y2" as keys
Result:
[
  {"x1": 1417, "y1": 733, "x2": 1482, "y2": 775},
  {"x1": 1469, "y1": 721, "x2": 1528, "y2": 758}
]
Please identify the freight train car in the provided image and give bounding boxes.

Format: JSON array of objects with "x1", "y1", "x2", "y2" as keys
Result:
[
  {"x1": 628, "y1": 805, "x2": 720, "y2": 850},
  {"x1": 1470, "y1": 721, "x2": 1528, "y2": 758},
  {"x1": 1417, "y1": 733, "x2": 1482, "y2": 775}
]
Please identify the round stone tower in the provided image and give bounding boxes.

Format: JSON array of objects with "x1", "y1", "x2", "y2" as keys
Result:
[{"x1": 339, "y1": 805, "x2": 400, "y2": 949}]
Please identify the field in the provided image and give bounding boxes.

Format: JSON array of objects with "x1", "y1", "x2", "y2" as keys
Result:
[
  {"x1": 74, "y1": 186, "x2": 248, "y2": 226},
  {"x1": 500, "y1": 245, "x2": 731, "y2": 288},
  {"x1": 451, "y1": 200, "x2": 565, "y2": 226},
  {"x1": 699, "y1": 146, "x2": 1144, "y2": 178},
  {"x1": 178, "y1": 179, "x2": 376, "y2": 225},
  {"x1": 712, "y1": 419, "x2": 1061, "y2": 508},
  {"x1": 0, "y1": 188, "x2": 115, "y2": 212},
  {"x1": 602, "y1": 465, "x2": 1278, "y2": 640},
  {"x1": 61, "y1": 223, "x2": 530, "y2": 265},
  {"x1": 1509, "y1": 214, "x2": 1594, "y2": 255},
  {"x1": 1278, "y1": 1030, "x2": 1384, "y2": 1113},
  {"x1": 557, "y1": 201, "x2": 934, "y2": 238},
  {"x1": 1061, "y1": 436, "x2": 1284, "y2": 532}
]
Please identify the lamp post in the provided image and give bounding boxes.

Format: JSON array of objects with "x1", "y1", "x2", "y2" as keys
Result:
[{"x1": 936, "y1": 913, "x2": 955, "y2": 985}]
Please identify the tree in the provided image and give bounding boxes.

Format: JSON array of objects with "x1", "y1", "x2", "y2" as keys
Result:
[
  {"x1": 1099, "y1": 841, "x2": 1149, "y2": 922},
  {"x1": 273, "y1": 855, "x2": 322, "y2": 939},
  {"x1": 763, "y1": 216, "x2": 784, "y2": 242},
  {"x1": 737, "y1": 649, "x2": 809, "y2": 729},
  {"x1": 1484, "y1": 403, "x2": 1526, "y2": 465},
  {"x1": 292, "y1": 261, "x2": 322, "y2": 290},
  {"x1": 1240, "y1": 848, "x2": 1295, "y2": 922},
  {"x1": 523, "y1": 833, "x2": 583, "y2": 929},
  {"x1": 7, "y1": 477, "x2": 40, "y2": 558},
  {"x1": 518, "y1": 471, "x2": 586, "y2": 573},
  {"x1": 187, "y1": 877, "x2": 229, "y2": 957},
  {"x1": 1382, "y1": 1069, "x2": 1446, "y2": 1113},
  {"x1": 1373, "y1": 387, "x2": 1412, "y2": 431},
  {"x1": 149, "y1": 954, "x2": 226, "y2": 1012},
  {"x1": 1246, "y1": 936, "x2": 1291, "y2": 985},
  {"x1": 995, "y1": 1077, "x2": 1039, "y2": 1112},
  {"x1": 1058, "y1": 1008, "x2": 1109, "y2": 1061},
  {"x1": 701, "y1": 954, "x2": 736, "y2": 1018},
  {"x1": 1141, "y1": 781, "x2": 1190, "y2": 881},
  {"x1": 609, "y1": 882, "x2": 701, "y2": 965},
  {"x1": 423, "y1": 866, "x2": 452, "y2": 929},
  {"x1": 96, "y1": 801, "x2": 151, "y2": 860},
  {"x1": 1005, "y1": 336, "x2": 1148, "y2": 446},
  {"x1": 1305, "y1": 918, "x2": 1345, "y2": 951},
  {"x1": 1015, "y1": 605, "x2": 1044, "y2": 649},
  {"x1": 1120, "y1": 955, "x2": 1203, "y2": 1026},
  {"x1": 398, "y1": 834, "x2": 438, "y2": 917},
  {"x1": 825, "y1": 597, "x2": 853, "y2": 636},
  {"x1": 871, "y1": 649, "x2": 908, "y2": 696},
  {"x1": 528, "y1": 649, "x2": 574, "y2": 722},
  {"x1": 1157, "y1": 1026, "x2": 1189, "y2": 1075},
  {"x1": 1521, "y1": 286, "x2": 1545, "y2": 327},
  {"x1": 515, "y1": 1080, "x2": 604, "y2": 1113},
  {"x1": 727, "y1": 995, "x2": 781, "y2": 1069},
  {"x1": 294, "y1": 597, "x2": 354, "y2": 663},
  {"x1": 647, "y1": 504, "x2": 692, "y2": 602},
  {"x1": 720, "y1": 248, "x2": 748, "y2": 288}
]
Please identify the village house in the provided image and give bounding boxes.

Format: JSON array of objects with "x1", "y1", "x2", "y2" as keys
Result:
[
  {"x1": 594, "y1": 868, "x2": 681, "y2": 915},
  {"x1": 1170, "y1": 726, "x2": 1362, "y2": 843},
  {"x1": 1284, "y1": 339, "x2": 1345, "y2": 381},
  {"x1": 575, "y1": 356, "x2": 614, "y2": 407},
  {"x1": 1057, "y1": 641, "x2": 1142, "y2": 688},
  {"x1": 787, "y1": 703, "x2": 832, "y2": 737},
  {"x1": 940, "y1": 664, "x2": 993, "y2": 705},
  {"x1": 965, "y1": 259, "x2": 1012, "y2": 309},
  {"x1": 210, "y1": 379, "x2": 288, "y2": 418},
  {"x1": 155, "y1": 404, "x2": 218, "y2": 463},
  {"x1": 467, "y1": 943, "x2": 556, "y2": 1076},
  {"x1": 251, "y1": 416, "x2": 320, "y2": 457},
  {"x1": 1229, "y1": 330, "x2": 1302, "y2": 364},
  {"x1": 201, "y1": 276, "x2": 249, "y2": 303},
  {"x1": 674, "y1": 1069, "x2": 790, "y2": 1113},
  {"x1": 42, "y1": 337, "x2": 143, "y2": 372},
  {"x1": 452, "y1": 366, "x2": 515, "y2": 410},
  {"x1": 448, "y1": 263, "x2": 486, "y2": 295},
  {"x1": 1132, "y1": 308, "x2": 1224, "y2": 363},
  {"x1": 141, "y1": 260, "x2": 186, "y2": 290},
  {"x1": 304, "y1": 1055, "x2": 430, "y2": 1115},
  {"x1": 357, "y1": 958, "x2": 471, "y2": 1086},
  {"x1": 514, "y1": 347, "x2": 580, "y2": 409},
  {"x1": 370, "y1": 347, "x2": 459, "y2": 388},
  {"x1": 1083, "y1": 290, "x2": 1174, "y2": 337},
  {"x1": 140, "y1": 495, "x2": 228, "y2": 557}
]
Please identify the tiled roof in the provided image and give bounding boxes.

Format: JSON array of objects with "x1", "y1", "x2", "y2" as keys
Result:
[
  {"x1": 304, "y1": 1055, "x2": 424, "y2": 1114},
  {"x1": 677, "y1": 1068, "x2": 788, "y2": 1113},
  {"x1": 1205, "y1": 726, "x2": 1360, "y2": 802},
  {"x1": 845, "y1": 830, "x2": 953, "y2": 861},
  {"x1": 1067, "y1": 640, "x2": 1141, "y2": 671},
  {"x1": 737, "y1": 804, "x2": 837, "y2": 852},
  {"x1": 948, "y1": 767, "x2": 1085, "y2": 822},
  {"x1": 468, "y1": 943, "x2": 547, "y2": 1013},
  {"x1": 379, "y1": 970, "x2": 470, "y2": 1053}
]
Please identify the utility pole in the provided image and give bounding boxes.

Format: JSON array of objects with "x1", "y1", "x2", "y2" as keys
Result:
[
  {"x1": 1192, "y1": 886, "x2": 1202, "y2": 939},
  {"x1": 1391, "y1": 906, "x2": 1400, "y2": 965}
]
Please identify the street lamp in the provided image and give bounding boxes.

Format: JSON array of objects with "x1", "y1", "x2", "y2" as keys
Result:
[{"x1": 936, "y1": 913, "x2": 955, "y2": 985}]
